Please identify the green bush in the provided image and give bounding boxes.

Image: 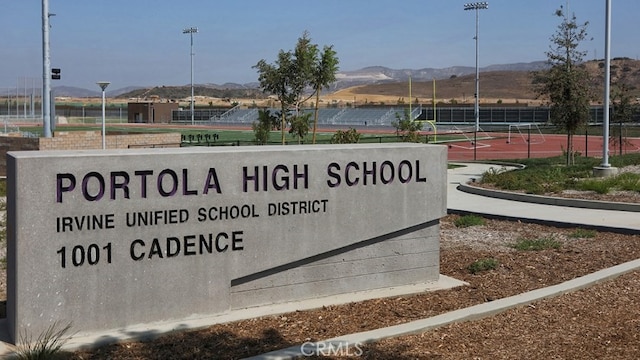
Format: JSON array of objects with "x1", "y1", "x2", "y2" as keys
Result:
[
  {"x1": 480, "y1": 153, "x2": 640, "y2": 195},
  {"x1": 331, "y1": 128, "x2": 361, "y2": 144},
  {"x1": 454, "y1": 214, "x2": 485, "y2": 228},
  {"x1": 511, "y1": 237, "x2": 561, "y2": 251},
  {"x1": 569, "y1": 228, "x2": 597, "y2": 238},
  {"x1": 575, "y1": 172, "x2": 640, "y2": 194},
  {"x1": 616, "y1": 172, "x2": 640, "y2": 192},
  {"x1": 576, "y1": 178, "x2": 612, "y2": 194},
  {"x1": 468, "y1": 258, "x2": 499, "y2": 274}
]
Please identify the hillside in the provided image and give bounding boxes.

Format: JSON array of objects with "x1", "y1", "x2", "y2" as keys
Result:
[
  {"x1": 326, "y1": 58, "x2": 640, "y2": 106},
  {"x1": 117, "y1": 85, "x2": 266, "y2": 102},
  {"x1": 53, "y1": 59, "x2": 640, "y2": 108}
]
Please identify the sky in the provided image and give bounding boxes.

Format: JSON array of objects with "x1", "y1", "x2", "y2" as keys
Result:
[{"x1": 1, "y1": 0, "x2": 639, "y2": 90}]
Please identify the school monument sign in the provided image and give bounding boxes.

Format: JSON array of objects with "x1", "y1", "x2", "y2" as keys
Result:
[{"x1": 7, "y1": 143, "x2": 447, "y2": 343}]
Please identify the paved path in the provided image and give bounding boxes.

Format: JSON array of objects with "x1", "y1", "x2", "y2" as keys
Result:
[
  {"x1": 448, "y1": 162, "x2": 640, "y2": 232},
  {"x1": 249, "y1": 162, "x2": 640, "y2": 359}
]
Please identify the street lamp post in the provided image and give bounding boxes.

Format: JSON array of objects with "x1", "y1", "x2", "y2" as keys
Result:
[
  {"x1": 97, "y1": 81, "x2": 110, "y2": 149},
  {"x1": 183, "y1": 27, "x2": 198, "y2": 126},
  {"x1": 464, "y1": 2, "x2": 488, "y2": 160}
]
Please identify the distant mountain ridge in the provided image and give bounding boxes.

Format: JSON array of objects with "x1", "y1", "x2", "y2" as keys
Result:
[
  {"x1": 46, "y1": 61, "x2": 549, "y2": 97},
  {"x1": 331, "y1": 61, "x2": 549, "y2": 90},
  {"x1": 51, "y1": 86, "x2": 145, "y2": 98}
]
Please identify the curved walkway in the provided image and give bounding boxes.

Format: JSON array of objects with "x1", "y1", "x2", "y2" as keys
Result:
[
  {"x1": 249, "y1": 162, "x2": 640, "y2": 360},
  {"x1": 447, "y1": 162, "x2": 640, "y2": 233}
]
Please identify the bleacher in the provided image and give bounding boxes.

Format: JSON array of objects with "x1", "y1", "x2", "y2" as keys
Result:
[{"x1": 204, "y1": 107, "x2": 419, "y2": 126}]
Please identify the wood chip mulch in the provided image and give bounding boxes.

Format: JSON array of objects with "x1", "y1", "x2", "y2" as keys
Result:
[{"x1": 65, "y1": 215, "x2": 640, "y2": 360}]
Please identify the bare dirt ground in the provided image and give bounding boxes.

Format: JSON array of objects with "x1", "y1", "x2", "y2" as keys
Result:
[{"x1": 63, "y1": 210, "x2": 640, "y2": 359}]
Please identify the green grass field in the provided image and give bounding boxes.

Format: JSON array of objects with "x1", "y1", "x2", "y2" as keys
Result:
[
  {"x1": 18, "y1": 122, "x2": 486, "y2": 146},
  {"x1": 27, "y1": 120, "x2": 634, "y2": 146}
]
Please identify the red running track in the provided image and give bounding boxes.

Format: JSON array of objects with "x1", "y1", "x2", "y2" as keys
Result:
[{"x1": 445, "y1": 133, "x2": 640, "y2": 161}]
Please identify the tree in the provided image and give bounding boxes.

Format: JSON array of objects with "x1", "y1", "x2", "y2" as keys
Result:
[
  {"x1": 331, "y1": 128, "x2": 361, "y2": 144},
  {"x1": 252, "y1": 109, "x2": 278, "y2": 145},
  {"x1": 254, "y1": 31, "x2": 338, "y2": 145},
  {"x1": 310, "y1": 45, "x2": 339, "y2": 144},
  {"x1": 611, "y1": 83, "x2": 637, "y2": 155},
  {"x1": 254, "y1": 50, "x2": 296, "y2": 145},
  {"x1": 533, "y1": 7, "x2": 592, "y2": 165},
  {"x1": 391, "y1": 108, "x2": 423, "y2": 143},
  {"x1": 288, "y1": 113, "x2": 312, "y2": 144},
  {"x1": 291, "y1": 31, "x2": 317, "y2": 115}
]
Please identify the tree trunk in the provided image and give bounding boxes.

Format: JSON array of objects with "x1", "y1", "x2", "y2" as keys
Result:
[
  {"x1": 567, "y1": 132, "x2": 575, "y2": 165},
  {"x1": 312, "y1": 90, "x2": 320, "y2": 144},
  {"x1": 565, "y1": 132, "x2": 571, "y2": 165},
  {"x1": 281, "y1": 111, "x2": 286, "y2": 145}
]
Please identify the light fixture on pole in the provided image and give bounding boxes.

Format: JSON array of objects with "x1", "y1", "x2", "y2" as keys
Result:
[
  {"x1": 464, "y1": 2, "x2": 488, "y2": 160},
  {"x1": 183, "y1": 27, "x2": 198, "y2": 126},
  {"x1": 96, "y1": 81, "x2": 110, "y2": 149}
]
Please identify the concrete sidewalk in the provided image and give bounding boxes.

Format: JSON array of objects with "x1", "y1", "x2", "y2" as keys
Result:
[
  {"x1": 248, "y1": 162, "x2": 640, "y2": 359},
  {"x1": 447, "y1": 162, "x2": 640, "y2": 232}
]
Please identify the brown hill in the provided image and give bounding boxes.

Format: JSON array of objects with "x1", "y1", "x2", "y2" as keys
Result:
[{"x1": 324, "y1": 58, "x2": 640, "y2": 107}]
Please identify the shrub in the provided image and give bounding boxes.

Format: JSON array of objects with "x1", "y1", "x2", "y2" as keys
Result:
[
  {"x1": 480, "y1": 154, "x2": 640, "y2": 195},
  {"x1": 454, "y1": 214, "x2": 485, "y2": 228},
  {"x1": 616, "y1": 172, "x2": 640, "y2": 192},
  {"x1": 576, "y1": 179, "x2": 611, "y2": 194},
  {"x1": 16, "y1": 322, "x2": 73, "y2": 360},
  {"x1": 511, "y1": 237, "x2": 561, "y2": 251},
  {"x1": 331, "y1": 128, "x2": 360, "y2": 144},
  {"x1": 468, "y1": 258, "x2": 499, "y2": 274},
  {"x1": 569, "y1": 228, "x2": 597, "y2": 238}
]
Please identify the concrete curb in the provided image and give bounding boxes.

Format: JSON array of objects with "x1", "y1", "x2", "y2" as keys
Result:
[
  {"x1": 246, "y1": 258, "x2": 640, "y2": 360},
  {"x1": 457, "y1": 183, "x2": 640, "y2": 213}
]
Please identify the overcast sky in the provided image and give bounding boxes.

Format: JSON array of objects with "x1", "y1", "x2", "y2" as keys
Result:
[{"x1": 2, "y1": 0, "x2": 639, "y2": 90}]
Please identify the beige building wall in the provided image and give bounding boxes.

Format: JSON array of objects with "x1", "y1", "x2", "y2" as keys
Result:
[{"x1": 0, "y1": 131, "x2": 181, "y2": 176}]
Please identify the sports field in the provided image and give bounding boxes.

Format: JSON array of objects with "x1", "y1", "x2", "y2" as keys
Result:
[{"x1": 14, "y1": 122, "x2": 640, "y2": 162}]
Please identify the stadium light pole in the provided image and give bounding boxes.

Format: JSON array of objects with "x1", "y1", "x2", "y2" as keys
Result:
[
  {"x1": 465, "y1": 2, "x2": 488, "y2": 160},
  {"x1": 97, "y1": 82, "x2": 110, "y2": 149},
  {"x1": 183, "y1": 27, "x2": 198, "y2": 126},
  {"x1": 42, "y1": 0, "x2": 52, "y2": 138}
]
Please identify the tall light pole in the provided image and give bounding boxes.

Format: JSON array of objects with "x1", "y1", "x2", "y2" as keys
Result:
[
  {"x1": 42, "y1": 0, "x2": 52, "y2": 137},
  {"x1": 183, "y1": 27, "x2": 198, "y2": 125},
  {"x1": 465, "y1": 2, "x2": 488, "y2": 160},
  {"x1": 601, "y1": 0, "x2": 611, "y2": 168},
  {"x1": 97, "y1": 81, "x2": 110, "y2": 149},
  {"x1": 594, "y1": 0, "x2": 617, "y2": 176}
]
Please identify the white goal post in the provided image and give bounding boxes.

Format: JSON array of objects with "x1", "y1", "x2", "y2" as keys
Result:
[
  {"x1": 507, "y1": 123, "x2": 545, "y2": 144},
  {"x1": 446, "y1": 125, "x2": 492, "y2": 150}
]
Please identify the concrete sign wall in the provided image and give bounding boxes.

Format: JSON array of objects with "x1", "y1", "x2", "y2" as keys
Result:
[{"x1": 7, "y1": 143, "x2": 447, "y2": 343}]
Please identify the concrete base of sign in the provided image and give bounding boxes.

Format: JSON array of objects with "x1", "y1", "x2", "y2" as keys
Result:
[{"x1": 0, "y1": 275, "x2": 466, "y2": 354}]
